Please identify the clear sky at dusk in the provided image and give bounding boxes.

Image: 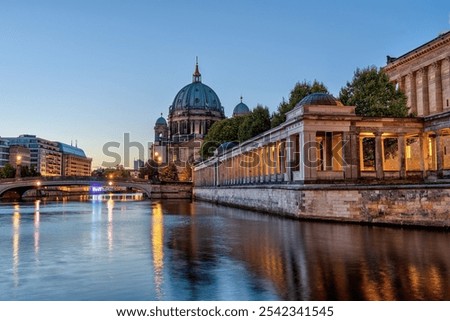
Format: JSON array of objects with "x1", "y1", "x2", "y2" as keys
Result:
[{"x1": 1, "y1": 0, "x2": 449, "y2": 168}]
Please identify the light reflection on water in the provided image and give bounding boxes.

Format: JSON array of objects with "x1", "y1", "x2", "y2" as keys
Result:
[{"x1": 0, "y1": 199, "x2": 448, "y2": 301}]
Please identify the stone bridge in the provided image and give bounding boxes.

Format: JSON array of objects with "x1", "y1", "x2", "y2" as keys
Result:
[{"x1": 0, "y1": 177, "x2": 153, "y2": 198}]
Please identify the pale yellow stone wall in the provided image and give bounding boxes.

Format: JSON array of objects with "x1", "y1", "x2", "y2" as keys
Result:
[
  {"x1": 194, "y1": 185, "x2": 450, "y2": 227},
  {"x1": 384, "y1": 32, "x2": 450, "y2": 116}
]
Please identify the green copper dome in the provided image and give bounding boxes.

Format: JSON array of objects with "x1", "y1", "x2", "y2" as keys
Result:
[
  {"x1": 155, "y1": 115, "x2": 167, "y2": 126},
  {"x1": 296, "y1": 92, "x2": 343, "y2": 107},
  {"x1": 232, "y1": 96, "x2": 250, "y2": 116},
  {"x1": 169, "y1": 62, "x2": 225, "y2": 116}
]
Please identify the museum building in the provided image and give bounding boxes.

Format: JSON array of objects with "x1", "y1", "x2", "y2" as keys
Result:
[{"x1": 193, "y1": 31, "x2": 450, "y2": 186}]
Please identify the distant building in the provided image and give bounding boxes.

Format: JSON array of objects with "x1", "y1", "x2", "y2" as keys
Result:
[
  {"x1": 0, "y1": 138, "x2": 9, "y2": 168},
  {"x1": 5, "y1": 135, "x2": 62, "y2": 176},
  {"x1": 9, "y1": 145, "x2": 31, "y2": 169},
  {"x1": 151, "y1": 60, "x2": 226, "y2": 166},
  {"x1": 3, "y1": 135, "x2": 92, "y2": 177},
  {"x1": 133, "y1": 159, "x2": 145, "y2": 170},
  {"x1": 58, "y1": 143, "x2": 92, "y2": 176}
]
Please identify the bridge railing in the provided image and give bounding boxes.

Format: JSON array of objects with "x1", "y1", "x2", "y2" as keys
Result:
[{"x1": 0, "y1": 176, "x2": 151, "y2": 184}]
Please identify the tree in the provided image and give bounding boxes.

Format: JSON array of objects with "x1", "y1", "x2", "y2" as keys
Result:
[
  {"x1": 200, "y1": 117, "x2": 241, "y2": 158},
  {"x1": 238, "y1": 105, "x2": 271, "y2": 141},
  {"x1": 139, "y1": 159, "x2": 159, "y2": 182},
  {"x1": 339, "y1": 66, "x2": 409, "y2": 117},
  {"x1": 159, "y1": 162, "x2": 179, "y2": 182},
  {"x1": 271, "y1": 80, "x2": 329, "y2": 127},
  {"x1": 0, "y1": 164, "x2": 15, "y2": 178},
  {"x1": 200, "y1": 105, "x2": 272, "y2": 158}
]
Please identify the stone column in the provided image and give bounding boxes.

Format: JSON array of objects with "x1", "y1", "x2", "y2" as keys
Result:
[
  {"x1": 285, "y1": 136, "x2": 293, "y2": 182},
  {"x1": 420, "y1": 67, "x2": 430, "y2": 116},
  {"x1": 407, "y1": 72, "x2": 417, "y2": 115},
  {"x1": 419, "y1": 132, "x2": 429, "y2": 178},
  {"x1": 436, "y1": 131, "x2": 444, "y2": 178},
  {"x1": 431, "y1": 61, "x2": 443, "y2": 113},
  {"x1": 279, "y1": 141, "x2": 286, "y2": 179},
  {"x1": 302, "y1": 131, "x2": 318, "y2": 181},
  {"x1": 443, "y1": 57, "x2": 450, "y2": 110},
  {"x1": 342, "y1": 131, "x2": 359, "y2": 180},
  {"x1": 375, "y1": 132, "x2": 384, "y2": 179},
  {"x1": 398, "y1": 133, "x2": 406, "y2": 179}
]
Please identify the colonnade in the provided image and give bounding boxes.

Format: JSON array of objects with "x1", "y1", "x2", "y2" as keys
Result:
[
  {"x1": 194, "y1": 125, "x2": 450, "y2": 187},
  {"x1": 395, "y1": 56, "x2": 450, "y2": 116}
]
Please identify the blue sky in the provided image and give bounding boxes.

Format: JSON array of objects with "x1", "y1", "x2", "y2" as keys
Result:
[{"x1": 1, "y1": 0, "x2": 449, "y2": 167}]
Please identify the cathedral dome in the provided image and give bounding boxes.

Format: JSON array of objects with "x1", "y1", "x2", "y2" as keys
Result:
[
  {"x1": 155, "y1": 115, "x2": 167, "y2": 126},
  {"x1": 169, "y1": 62, "x2": 224, "y2": 116},
  {"x1": 296, "y1": 92, "x2": 343, "y2": 107},
  {"x1": 232, "y1": 97, "x2": 250, "y2": 117}
]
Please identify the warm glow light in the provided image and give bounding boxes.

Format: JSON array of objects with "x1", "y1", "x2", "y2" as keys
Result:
[
  {"x1": 36, "y1": 181, "x2": 41, "y2": 187},
  {"x1": 13, "y1": 211, "x2": 20, "y2": 287},
  {"x1": 108, "y1": 181, "x2": 113, "y2": 186},
  {"x1": 406, "y1": 146, "x2": 412, "y2": 159},
  {"x1": 152, "y1": 203, "x2": 164, "y2": 300},
  {"x1": 155, "y1": 152, "x2": 159, "y2": 157}
]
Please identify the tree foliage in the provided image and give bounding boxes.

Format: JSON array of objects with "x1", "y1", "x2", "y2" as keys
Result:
[
  {"x1": 339, "y1": 66, "x2": 409, "y2": 117},
  {"x1": 0, "y1": 164, "x2": 16, "y2": 178},
  {"x1": 200, "y1": 105, "x2": 271, "y2": 158},
  {"x1": 271, "y1": 80, "x2": 329, "y2": 127},
  {"x1": 139, "y1": 159, "x2": 159, "y2": 182},
  {"x1": 238, "y1": 105, "x2": 271, "y2": 141},
  {"x1": 159, "y1": 162, "x2": 179, "y2": 182}
]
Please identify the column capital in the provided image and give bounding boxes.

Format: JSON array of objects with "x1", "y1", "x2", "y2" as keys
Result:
[
  {"x1": 445, "y1": 56, "x2": 450, "y2": 63},
  {"x1": 431, "y1": 60, "x2": 442, "y2": 70},
  {"x1": 416, "y1": 67, "x2": 428, "y2": 77}
]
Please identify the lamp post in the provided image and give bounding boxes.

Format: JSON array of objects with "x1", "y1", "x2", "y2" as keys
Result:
[
  {"x1": 15, "y1": 155, "x2": 22, "y2": 178},
  {"x1": 36, "y1": 181, "x2": 41, "y2": 199}
]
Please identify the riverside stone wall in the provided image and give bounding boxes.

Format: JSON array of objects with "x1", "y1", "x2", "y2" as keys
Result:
[
  {"x1": 193, "y1": 184, "x2": 450, "y2": 228},
  {"x1": 151, "y1": 183, "x2": 192, "y2": 199}
]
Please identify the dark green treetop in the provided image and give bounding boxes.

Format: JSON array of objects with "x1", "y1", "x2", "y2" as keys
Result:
[{"x1": 339, "y1": 66, "x2": 409, "y2": 117}]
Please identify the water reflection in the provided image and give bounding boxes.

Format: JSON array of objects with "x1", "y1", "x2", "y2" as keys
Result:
[
  {"x1": 0, "y1": 199, "x2": 448, "y2": 300},
  {"x1": 12, "y1": 206, "x2": 20, "y2": 288},
  {"x1": 151, "y1": 202, "x2": 164, "y2": 299},
  {"x1": 34, "y1": 200, "x2": 40, "y2": 256},
  {"x1": 107, "y1": 199, "x2": 114, "y2": 252},
  {"x1": 159, "y1": 201, "x2": 449, "y2": 300}
]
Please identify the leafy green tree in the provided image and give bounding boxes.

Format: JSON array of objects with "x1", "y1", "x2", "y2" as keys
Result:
[
  {"x1": 339, "y1": 66, "x2": 409, "y2": 117},
  {"x1": 271, "y1": 80, "x2": 329, "y2": 127},
  {"x1": 139, "y1": 159, "x2": 159, "y2": 182},
  {"x1": 200, "y1": 116, "x2": 241, "y2": 158},
  {"x1": 159, "y1": 162, "x2": 179, "y2": 182},
  {"x1": 201, "y1": 105, "x2": 272, "y2": 158},
  {"x1": 0, "y1": 163, "x2": 16, "y2": 178},
  {"x1": 238, "y1": 105, "x2": 271, "y2": 141}
]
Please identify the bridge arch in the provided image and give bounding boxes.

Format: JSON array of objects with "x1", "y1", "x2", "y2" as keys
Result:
[{"x1": 0, "y1": 178, "x2": 153, "y2": 199}]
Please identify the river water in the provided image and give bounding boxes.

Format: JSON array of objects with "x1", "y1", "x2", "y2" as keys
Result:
[{"x1": 0, "y1": 198, "x2": 448, "y2": 300}]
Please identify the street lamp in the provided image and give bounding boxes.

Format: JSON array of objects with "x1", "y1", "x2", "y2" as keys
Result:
[
  {"x1": 16, "y1": 155, "x2": 22, "y2": 178},
  {"x1": 36, "y1": 181, "x2": 41, "y2": 199}
]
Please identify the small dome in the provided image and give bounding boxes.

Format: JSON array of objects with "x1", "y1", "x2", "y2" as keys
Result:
[
  {"x1": 232, "y1": 100, "x2": 250, "y2": 117},
  {"x1": 296, "y1": 92, "x2": 343, "y2": 107},
  {"x1": 216, "y1": 141, "x2": 238, "y2": 155},
  {"x1": 155, "y1": 115, "x2": 167, "y2": 126}
]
